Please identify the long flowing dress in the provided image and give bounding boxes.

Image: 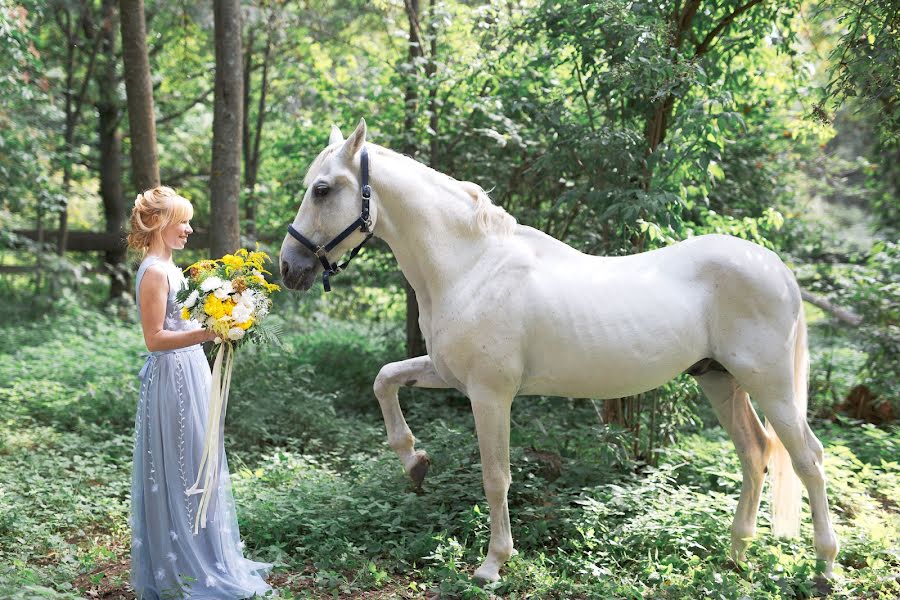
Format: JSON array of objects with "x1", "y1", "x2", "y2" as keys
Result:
[{"x1": 131, "y1": 255, "x2": 272, "y2": 599}]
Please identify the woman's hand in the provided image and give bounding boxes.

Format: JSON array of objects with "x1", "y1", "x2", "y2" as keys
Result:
[{"x1": 199, "y1": 328, "x2": 219, "y2": 344}]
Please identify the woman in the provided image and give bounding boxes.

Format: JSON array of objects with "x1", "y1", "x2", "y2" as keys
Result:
[{"x1": 128, "y1": 186, "x2": 272, "y2": 598}]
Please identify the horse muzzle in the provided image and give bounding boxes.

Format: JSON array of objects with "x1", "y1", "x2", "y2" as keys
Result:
[{"x1": 279, "y1": 246, "x2": 319, "y2": 292}]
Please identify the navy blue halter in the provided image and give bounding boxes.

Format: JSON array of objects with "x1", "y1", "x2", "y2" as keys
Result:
[{"x1": 286, "y1": 146, "x2": 374, "y2": 292}]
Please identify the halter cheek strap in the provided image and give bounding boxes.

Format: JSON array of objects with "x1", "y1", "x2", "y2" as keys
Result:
[{"x1": 286, "y1": 146, "x2": 374, "y2": 292}]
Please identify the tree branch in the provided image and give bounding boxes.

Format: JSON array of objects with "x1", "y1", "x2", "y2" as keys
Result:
[
  {"x1": 694, "y1": 0, "x2": 766, "y2": 57},
  {"x1": 801, "y1": 289, "x2": 863, "y2": 327},
  {"x1": 157, "y1": 88, "x2": 214, "y2": 124}
]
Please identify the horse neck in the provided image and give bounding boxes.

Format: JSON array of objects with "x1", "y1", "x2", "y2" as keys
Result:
[{"x1": 371, "y1": 152, "x2": 487, "y2": 297}]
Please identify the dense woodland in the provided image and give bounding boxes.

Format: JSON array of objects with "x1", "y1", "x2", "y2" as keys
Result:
[{"x1": 0, "y1": 0, "x2": 897, "y2": 598}]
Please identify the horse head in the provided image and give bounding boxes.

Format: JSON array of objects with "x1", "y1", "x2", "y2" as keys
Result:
[{"x1": 279, "y1": 118, "x2": 376, "y2": 291}]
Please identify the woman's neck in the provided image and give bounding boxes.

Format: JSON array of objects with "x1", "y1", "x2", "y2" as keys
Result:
[{"x1": 146, "y1": 244, "x2": 173, "y2": 263}]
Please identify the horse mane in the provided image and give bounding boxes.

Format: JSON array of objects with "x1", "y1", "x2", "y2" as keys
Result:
[
  {"x1": 459, "y1": 181, "x2": 517, "y2": 237},
  {"x1": 304, "y1": 143, "x2": 516, "y2": 237}
]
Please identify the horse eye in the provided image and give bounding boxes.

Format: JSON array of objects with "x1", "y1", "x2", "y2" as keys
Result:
[{"x1": 313, "y1": 184, "x2": 330, "y2": 198}]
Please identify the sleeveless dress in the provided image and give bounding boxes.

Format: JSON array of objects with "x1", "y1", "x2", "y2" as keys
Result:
[{"x1": 131, "y1": 255, "x2": 272, "y2": 599}]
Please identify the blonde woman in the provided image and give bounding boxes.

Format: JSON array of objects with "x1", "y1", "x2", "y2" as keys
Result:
[{"x1": 128, "y1": 186, "x2": 272, "y2": 598}]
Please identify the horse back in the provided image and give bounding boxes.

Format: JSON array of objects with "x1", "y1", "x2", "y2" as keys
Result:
[{"x1": 429, "y1": 231, "x2": 802, "y2": 399}]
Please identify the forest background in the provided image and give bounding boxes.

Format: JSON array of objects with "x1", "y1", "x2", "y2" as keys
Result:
[{"x1": 0, "y1": 0, "x2": 897, "y2": 598}]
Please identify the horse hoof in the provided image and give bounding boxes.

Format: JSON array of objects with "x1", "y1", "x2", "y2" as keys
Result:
[
  {"x1": 409, "y1": 451, "x2": 430, "y2": 489},
  {"x1": 473, "y1": 566, "x2": 500, "y2": 584}
]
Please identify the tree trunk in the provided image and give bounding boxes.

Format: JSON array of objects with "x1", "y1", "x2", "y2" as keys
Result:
[
  {"x1": 119, "y1": 0, "x2": 160, "y2": 192},
  {"x1": 402, "y1": 0, "x2": 426, "y2": 358},
  {"x1": 242, "y1": 23, "x2": 271, "y2": 239},
  {"x1": 427, "y1": 0, "x2": 438, "y2": 167},
  {"x1": 210, "y1": 0, "x2": 244, "y2": 257},
  {"x1": 97, "y1": 0, "x2": 128, "y2": 298},
  {"x1": 54, "y1": 6, "x2": 101, "y2": 264},
  {"x1": 402, "y1": 0, "x2": 423, "y2": 159}
]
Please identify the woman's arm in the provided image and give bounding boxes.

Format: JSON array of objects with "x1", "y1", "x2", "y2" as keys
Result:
[{"x1": 139, "y1": 265, "x2": 217, "y2": 351}]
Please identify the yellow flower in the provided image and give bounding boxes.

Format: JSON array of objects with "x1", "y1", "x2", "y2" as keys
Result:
[
  {"x1": 223, "y1": 300, "x2": 235, "y2": 316},
  {"x1": 181, "y1": 307, "x2": 191, "y2": 320},
  {"x1": 222, "y1": 254, "x2": 244, "y2": 269},
  {"x1": 264, "y1": 282, "x2": 281, "y2": 293},
  {"x1": 237, "y1": 317, "x2": 254, "y2": 330},
  {"x1": 204, "y1": 295, "x2": 225, "y2": 319}
]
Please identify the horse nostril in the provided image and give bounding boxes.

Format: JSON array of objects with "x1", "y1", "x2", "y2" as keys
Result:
[{"x1": 281, "y1": 261, "x2": 289, "y2": 277}]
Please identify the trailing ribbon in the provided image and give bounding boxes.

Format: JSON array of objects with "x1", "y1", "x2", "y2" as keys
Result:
[{"x1": 185, "y1": 342, "x2": 235, "y2": 534}]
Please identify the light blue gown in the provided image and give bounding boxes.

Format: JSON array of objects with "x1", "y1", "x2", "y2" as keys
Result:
[{"x1": 132, "y1": 256, "x2": 272, "y2": 599}]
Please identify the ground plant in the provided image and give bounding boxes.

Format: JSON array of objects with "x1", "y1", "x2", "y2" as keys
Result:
[{"x1": 0, "y1": 303, "x2": 897, "y2": 599}]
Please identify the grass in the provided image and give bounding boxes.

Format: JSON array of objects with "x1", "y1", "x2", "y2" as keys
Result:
[{"x1": 0, "y1": 302, "x2": 897, "y2": 599}]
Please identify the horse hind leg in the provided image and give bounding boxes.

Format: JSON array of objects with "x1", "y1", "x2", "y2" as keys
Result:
[
  {"x1": 373, "y1": 355, "x2": 450, "y2": 488},
  {"x1": 752, "y1": 386, "x2": 839, "y2": 577},
  {"x1": 696, "y1": 371, "x2": 771, "y2": 564}
]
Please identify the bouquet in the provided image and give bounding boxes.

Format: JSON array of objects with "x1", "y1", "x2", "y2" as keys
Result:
[{"x1": 176, "y1": 248, "x2": 281, "y2": 533}]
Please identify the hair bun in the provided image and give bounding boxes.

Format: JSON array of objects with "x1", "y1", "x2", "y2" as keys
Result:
[{"x1": 127, "y1": 186, "x2": 194, "y2": 254}]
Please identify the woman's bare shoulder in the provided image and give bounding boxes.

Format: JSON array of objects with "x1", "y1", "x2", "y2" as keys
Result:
[{"x1": 139, "y1": 264, "x2": 171, "y2": 293}]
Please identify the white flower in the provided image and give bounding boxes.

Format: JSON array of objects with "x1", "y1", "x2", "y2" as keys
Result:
[
  {"x1": 214, "y1": 280, "x2": 234, "y2": 300},
  {"x1": 205, "y1": 575, "x2": 217, "y2": 587},
  {"x1": 216, "y1": 561, "x2": 227, "y2": 572},
  {"x1": 169, "y1": 530, "x2": 178, "y2": 541},
  {"x1": 155, "y1": 568, "x2": 166, "y2": 581},
  {"x1": 214, "y1": 337, "x2": 222, "y2": 344},
  {"x1": 231, "y1": 303, "x2": 251, "y2": 324},
  {"x1": 151, "y1": 483, "x2": 159, "y2": 493},
  {"x1": 200, "y1": 276, "x2": 223, "y2": 292},
  {"x1": 237, "y1": 289, "x2": 257, "y2": 308},
  {"x1": 227, "y1": 327, "x2": 245, "y2": 341},
  {"x1": 184, "y1": 289, "x2": 199, "y2": 308},
  {"x1": 133, "y1": 537, "x2": 143, "y2": 548},
  {"x1": 167, "y1": 552, "x2": 178, "y2": 563}
]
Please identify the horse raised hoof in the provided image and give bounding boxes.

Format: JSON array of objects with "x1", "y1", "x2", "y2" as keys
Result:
[{"x1": 408, "y1": 450, "x2": 430, "y2": 490}]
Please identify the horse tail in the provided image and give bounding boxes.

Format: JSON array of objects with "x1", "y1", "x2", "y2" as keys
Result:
[{"x1": 767, "y1": 307, "x2": 807, "y2": 538}]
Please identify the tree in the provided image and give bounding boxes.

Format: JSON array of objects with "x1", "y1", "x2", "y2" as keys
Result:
[
  {"x1": 401, "y1": 0, "x2": 426, "y2": 358},
  {"x1": 210, "y1": 0, "x2": 243, "y2": 257},
  {"x1": 119, "y1": 0, "x2": 160, "y2": 192},
  {"x1": 242, "y1": 2, "x2": 274, "y2": 239},
  {"x1": 50, "y1": 0, "x2": 104, "y2": 279},
  {"x1": 96, "y1": 0, "x2": 128, "y2": 298}
]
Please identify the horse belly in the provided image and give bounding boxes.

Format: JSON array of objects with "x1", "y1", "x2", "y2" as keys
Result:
[{"x1": 518, "y1": 279, "x2": 708, "y2": 399}]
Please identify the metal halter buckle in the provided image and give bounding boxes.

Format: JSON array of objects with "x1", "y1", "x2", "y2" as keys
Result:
[{"x1": 314, "y1": 246, "x2": 328, "y2": 259}]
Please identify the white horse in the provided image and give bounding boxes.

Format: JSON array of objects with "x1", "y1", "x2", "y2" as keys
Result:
[{"x1": 279, "y1": 119, "x2": 839, "y2": 582}]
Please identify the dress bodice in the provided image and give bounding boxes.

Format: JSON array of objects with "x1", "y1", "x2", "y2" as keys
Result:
[{"x1": 135, "y1": 256, "x2": 200, "y2": 333}]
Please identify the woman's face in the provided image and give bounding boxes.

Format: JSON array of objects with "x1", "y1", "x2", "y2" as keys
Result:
[{"x1": 160, "y1": 218, "x2": 193, "y2": 250}]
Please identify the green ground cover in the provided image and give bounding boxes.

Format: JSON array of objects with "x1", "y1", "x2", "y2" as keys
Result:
[{"x1": 0, "y1": 305, "x2": 897, "y2": 599}]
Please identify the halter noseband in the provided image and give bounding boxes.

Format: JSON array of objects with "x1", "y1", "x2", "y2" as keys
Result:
[{"x1": 286, "y1": 146, "x2": 374, "y2": 292}]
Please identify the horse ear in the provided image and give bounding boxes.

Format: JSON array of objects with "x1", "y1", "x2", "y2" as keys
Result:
[
  {"x1": 329, "y1": 124, "x2": 344, "y2": 145},
  {"x1": 341, "y1": 118, "x2": 367, "y2": 159}
]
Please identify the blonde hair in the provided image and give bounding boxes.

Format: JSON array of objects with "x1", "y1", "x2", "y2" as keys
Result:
[{"x1": 127, "y1": 186, "x2": 194, "y2": 254}]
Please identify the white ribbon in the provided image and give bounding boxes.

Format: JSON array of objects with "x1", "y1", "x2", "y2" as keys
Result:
[{"x1": 186, "y1": 342, "x2": 235, "y2": 534}]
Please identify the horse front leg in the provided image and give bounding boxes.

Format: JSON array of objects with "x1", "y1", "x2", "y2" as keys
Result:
[
  {"x1": 469, "y1": 385, "x2": 515, "y2": 583},
  {"x1": 373, "y1": 355, "x2": 449, "y2": 488}
]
